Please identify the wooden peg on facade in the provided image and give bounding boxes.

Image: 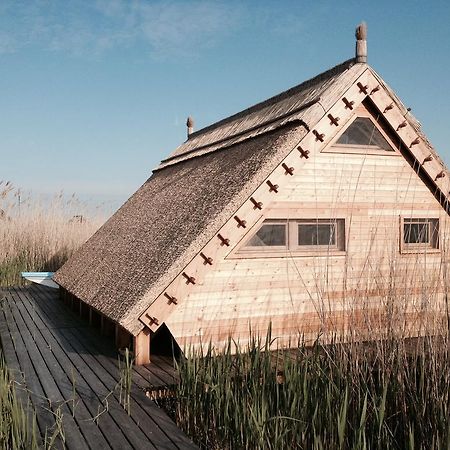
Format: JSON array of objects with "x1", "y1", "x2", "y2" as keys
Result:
[
  {"x1": 422, "y1": 154, "x2": 433, "y2": 164},
  {"x1": 435, "y1": 171, "x2": 446, "y2": 181},
  {"x1": 327, "y1": 114, "x2": 340, "y2": 126},
  {"x1": 250, "y1": 197, "x2": 263, "y2": 210},
  {"x1": 282, "y1": 163, "x2": 294, "y2": 175},
  {"x1": 145, "y1": 314, "x2": 159, "y2": 326},
  {"x1": 357, "y1": 82, "x2": 368, "y2": 95},
  {"x1": 313, "y1": 130, "x2": 325, "y2": 142},
  {"x1": 182, "y1": 272, "x2": 196, "y2": 285},
  {"x1": 217, "y1": 233, "x2": 230, "y2": 246},
  {"x1": 396, "y1": 121, "x2": 407, "y2": 131},
  {"x1": 409, "y1": 137, "x2": 420, "y2": 148},
  {"x1": 297, "y1": 146, "x2": 310, "y2": 158},
  {"x1": 383, "y1": 103, "x2": 394, "y2": 113},
  {"x1": 200, "y1": 252, "x2": 213, "y2": 265},
  {"x1": 370, "y1": 85, "x2": 381, "y2": 95},
  {"x1": 342, "y1": 97, "x2": 354, "y2": 110},
  {"x1": 234, "y1": 215, "x2": 247, "y2": 228},
  {"x1": 266, "y1": 180, "x2": 279, "y2": 193},
  {"x1": 164, "y1": 292, "x2": 178, "y2": 305}
]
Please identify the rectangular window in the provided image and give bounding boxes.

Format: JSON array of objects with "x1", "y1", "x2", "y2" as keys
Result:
[
  {"x1": 240, "y1": 218, "x2": 345, "y2": 255},
  {"x1": 402, "y1": 218, "x2": 439, "y2": 252},
  {"x1": 298, "y1": 222, "x2": 336, "y2": 246},
  {"x1": 295, "y1": 219, "x2": 345, "y2": 251}
]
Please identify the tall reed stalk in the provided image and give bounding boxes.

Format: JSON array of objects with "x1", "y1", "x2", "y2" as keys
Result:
[{"x1": 118, "y1": 348, "x2": 133, "y2": 415}]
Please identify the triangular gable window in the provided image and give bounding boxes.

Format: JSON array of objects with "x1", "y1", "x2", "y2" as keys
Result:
[{"x1": 335, "y1": 117, "x2": 394, "y2": 151}]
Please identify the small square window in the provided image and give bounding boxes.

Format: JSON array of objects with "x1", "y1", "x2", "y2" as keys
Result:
[{"x1": 402, "y1": 218, "x2": 439, "y2": 252}]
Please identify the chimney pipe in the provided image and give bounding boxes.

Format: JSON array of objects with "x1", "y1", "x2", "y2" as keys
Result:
[
  {"x1": 355, "y1": 22, "x2": 367, "y2": 63},
  {"x1": 186, "y1": 116, "x2": 194, "y2": 138}
]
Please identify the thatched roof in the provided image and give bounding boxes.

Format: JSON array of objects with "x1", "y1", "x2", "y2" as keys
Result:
[
  {"x1": 55, "y1": 123, "x2": 305, "y2": 333},
  {"x1": 54, "y1": 58, "x2": 384, "y2": 335}
]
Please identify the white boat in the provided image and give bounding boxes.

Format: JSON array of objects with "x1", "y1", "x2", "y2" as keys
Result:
[{"x1": 21, "y1": 272, "x2": 59, "y2": 289}]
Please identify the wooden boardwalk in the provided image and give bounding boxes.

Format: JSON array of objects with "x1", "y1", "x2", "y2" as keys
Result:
[{"x1": 0, "y1": 284, "x2": 197, "y2": 449}]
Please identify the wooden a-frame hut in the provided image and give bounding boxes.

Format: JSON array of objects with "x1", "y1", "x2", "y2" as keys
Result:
[{"x1": 54, "y1": 24, "x2": 450, "y2": 364}]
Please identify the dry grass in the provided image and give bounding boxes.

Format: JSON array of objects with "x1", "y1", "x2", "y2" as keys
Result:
[{"x1": 0, "y1": 181, "x2": 106, "y2": 287}]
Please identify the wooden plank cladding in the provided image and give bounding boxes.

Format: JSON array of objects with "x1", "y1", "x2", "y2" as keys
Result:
[{"x1": 165, "y1": 108, "x2": 449, "y2": 354}]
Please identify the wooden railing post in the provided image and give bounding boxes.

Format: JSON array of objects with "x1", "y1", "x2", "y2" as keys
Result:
[{"x1": 134, "y1": 328, "x2": 151, "y2": 365}]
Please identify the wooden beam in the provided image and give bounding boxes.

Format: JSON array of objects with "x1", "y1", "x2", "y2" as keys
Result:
[
  {"x1": 134, "y1": 328, "x2": 151, "y2": 365},
  {"x1": 90, "y1": 308, "x2": 101, "y2": 328},
  {"x1": 101, "y1": 315, "x2": 115, "y2": 337},
  {"x1": 115, "y1": 324, "x2": 131, "y2": 350},
  {"x1": 80, "y1": 302, "x2": 90, "y2": 320}
]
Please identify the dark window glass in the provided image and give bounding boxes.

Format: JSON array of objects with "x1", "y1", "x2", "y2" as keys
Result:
[
  {"x1": 298, "y1": 223, "x2": 336, "y2": 246},
  {"x1": 403, "y1": 218, "x2": 439, "y2": 250},
  {"x1": 404, "y1": 221, "x2": 429, "y2": 244},
  {"x1": 246, "y1": 224, "x2": 286, "y2": 247},
  {"x1": 336, "y1": 117, "x2": 393, "y2": 151}
]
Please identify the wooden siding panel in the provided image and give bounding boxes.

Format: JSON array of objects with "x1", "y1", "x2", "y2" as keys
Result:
[{"x1": 166, "y1": 146, "x2": 449, "y2": 353}]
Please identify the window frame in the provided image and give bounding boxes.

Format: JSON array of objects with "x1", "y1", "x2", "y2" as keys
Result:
[
  {"x1": 400, "y1": 217, "x2": 440, "y2": 254},
  {"x1": 234, "y1": 218, "x2": 346, "y2": 258},
  {"x1": 240, "y1": 219, "x2": 288, "y2": 253},
  {"x1": 293, "y1": 219, "x2": 345, "y2": 253},
  {"x1": 324, "y1": 107, "x2": 401, "y2": 156}
]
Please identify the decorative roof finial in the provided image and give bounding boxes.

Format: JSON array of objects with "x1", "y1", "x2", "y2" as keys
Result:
[
  {"x1": 355, "y1": 22, "x2": 367, "y2": 63},
  {"x1": 186, "y1": 116, "x2": 194, "y2": 138}
]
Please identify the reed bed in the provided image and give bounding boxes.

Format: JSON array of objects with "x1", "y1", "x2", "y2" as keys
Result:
[
  {"x1": 167, "y1": 331, "x2": 450, "y2": 449},
  {"x1": 0, "y1": 182, "x2": 105, "y2": 287}
]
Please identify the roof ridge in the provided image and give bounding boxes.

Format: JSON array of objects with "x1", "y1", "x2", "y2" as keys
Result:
[
  {"x1": 158, "y1": 98, "x2": 317, "y2": 167},
  {"x1": 187, "y1": 58, "x2": 356, "y2": 140},
  {"x1": 156, "y1": 118, "x2": 309, "y2": 171}
]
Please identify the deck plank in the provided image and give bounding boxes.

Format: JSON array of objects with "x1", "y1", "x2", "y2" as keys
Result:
[
  {"x1": 60, "y1": 325, "x2": 189, "y2": 449},
  {"x1": 0, "y1": 286, "x2": 197, "y2": 450},
  {"x1": 1, "y1": 297, "x2": 68, "y2": 449},
  {"x1": 14, "y1": 288, "x2": 128, "y2": 450},
  {"x1": 7, "y1": 292, "x2": 91, "y2": 450},
  {"x1": 32, "y1": 285, "x2": 179, "y2": 389},
  {"x1": 0, "y1": 302, "x2": 44, "y2": 447},
  {"x1": 33, "y1": 286, "x2": 197, "y2": 450},
  {"x1": 20, "y1": 288, "x2": 163, "y2": 450}
]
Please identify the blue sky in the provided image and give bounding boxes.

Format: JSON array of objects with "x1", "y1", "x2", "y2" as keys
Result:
[{"x1": 2, "y1": 0, "x2": 450, "y2": 212}]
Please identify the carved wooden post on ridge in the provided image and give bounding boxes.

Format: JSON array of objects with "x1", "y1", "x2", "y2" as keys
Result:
[{"x1": 355, "y1": 22, "x2": 367, "y2": 63}]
